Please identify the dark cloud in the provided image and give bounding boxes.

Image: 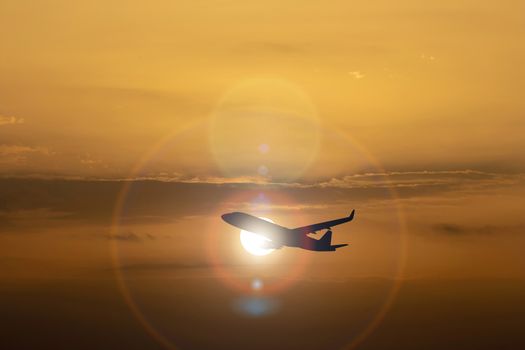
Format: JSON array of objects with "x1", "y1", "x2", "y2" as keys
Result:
[
  {"x1": 116, "y1": 261, "x2": 213, "y2": 271},
  {"x1": 0, "y1": 172, "x2": 522, "y2": 232},
  {"x1": 0, "y1": 178, "x2": 389, "y2": 230},
  {"x1": 108, "y1": 231, "x2": 154, "y2": 242},
  {"x1": 431, "y1": 223, "x2": 524, "y2": 236},
  {"x1": 311, "y1": 170, "x2": 523, "y2": 190},
  {"x1": 0, "y1": 208, "x2": 73, "y2": 234}
]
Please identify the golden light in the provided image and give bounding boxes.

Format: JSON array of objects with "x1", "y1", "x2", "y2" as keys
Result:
[
  {"x1": 239, "y1": 217, "x2": 275, "y2": 256},
  {"x1": 209, "y1": 78, "x2": 320, "y2": 181}
]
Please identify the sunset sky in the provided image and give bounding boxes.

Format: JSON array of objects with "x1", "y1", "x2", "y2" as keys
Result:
[{"x1": 1, "y1": 1, "x2": 524, "y2": 349}]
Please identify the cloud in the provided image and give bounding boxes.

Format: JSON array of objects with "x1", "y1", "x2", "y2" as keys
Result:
[
  {"x1": 0, "y1": 208, "x2": 71, "y2": 220},
  {"x1": 114, "y1": 259, "x2": 309, "y2": 273},
  {"x1": 309, "y1": 170, "x2": 524, "y2": 190},
  {"x1": 107, "y1": 231, "x2": 155, "y2": 242},
  {"x1": 0, "y1": 170, "x2": 522, "y2": 229},
  {"x1": 0, "y1": 208, "x2": 72, "y2": 233},
  {"x1": 227, "y1": 202, "x2": 331, "y2": 213},
  {"x1": 2, "y1": 169, "x2": 523, "y2": 193},
  {"x1": 431, "y1": 223, "x2": 524, "y2": 236},
  {"x1": 143, "y1": 174, "x2": 270, "y2": 185},
  {"x1": 142, "y1": 170, "x2": 524, "y2": 193},
  {"x1": 348, "y1": 71, "x2": 365, "y2": 79},
  {"x1": 83, "y1": 169, "x2": 525, "y2": 191},
  {"x1": 80, "y1": 156, "x2": 103, "y2": 169},
  {"x1": 116, "y1": 261, "x2": 213, "y2": 271},
  {"x1": 80, "y1": 159, "x2": 99, "y2": 165},
  {"x1": 0, "y1": 115, "x2": 24, "y2": 126},
  {"x1": 0, "y1": 145, "x2": 52, "y2": 165},
  {"x1": 0, "y1": 145, "x2": 50, "y2": 156},
  {"x1": 421, "y1": 53, "x2": 436, "y2": 61}
]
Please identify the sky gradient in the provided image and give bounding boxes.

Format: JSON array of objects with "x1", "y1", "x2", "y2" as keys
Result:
[{"x1": 0, "y1": 1, "x2": 524, "y2": 349}]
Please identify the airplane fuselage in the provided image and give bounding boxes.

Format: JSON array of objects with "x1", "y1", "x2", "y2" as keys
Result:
[{"x1": 221, "y1": 212, "x2": 351, "y2": 251}]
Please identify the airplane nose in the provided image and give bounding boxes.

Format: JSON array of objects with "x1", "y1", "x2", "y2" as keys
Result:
[{"x1": 221, "y1": 213, "x2": 231, "y2": 222}]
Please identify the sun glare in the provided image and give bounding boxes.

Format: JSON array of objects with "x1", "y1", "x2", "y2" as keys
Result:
[{"x1": 239, "y1": 217, "x2": 275, "y2": 256}]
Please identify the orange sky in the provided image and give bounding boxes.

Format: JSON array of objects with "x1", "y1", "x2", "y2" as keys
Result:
[
  {"x1": 0, "y1": 2, "x2": 524, "y2": 349},
  {"x1": 1, "y1": 0, "x2": 524, "y2": 278},
  {"x1": 1, "y1": 0, "x2": 524, "y2": 178}
]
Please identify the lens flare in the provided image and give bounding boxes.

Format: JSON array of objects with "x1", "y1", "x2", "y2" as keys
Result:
[
  {"x1": 209, "y1": 78, "x2": 320, "y2": 181},
  {"x1": 239, "y1": 217, "x2": 275, "y2": 256}
]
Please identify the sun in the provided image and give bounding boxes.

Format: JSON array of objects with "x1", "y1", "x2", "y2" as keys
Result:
[{"x1": 239, "y1": 217, "x2": 275, "y2": 256}]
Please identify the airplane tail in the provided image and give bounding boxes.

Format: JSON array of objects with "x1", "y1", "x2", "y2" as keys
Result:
[
  {"x1": 319, "y1": 230, "x2": 332, "y2": 245},
  {"x1": 308, "y1": 231, "x2": 349, "y2": 251},
  {"x1": 319, "y1": 231, "x2": 348, "y2": 250}
]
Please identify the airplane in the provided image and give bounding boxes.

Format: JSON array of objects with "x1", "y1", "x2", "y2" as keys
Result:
[{"x1": 221, "y1": 210, "x2": 355, "y2": 252}]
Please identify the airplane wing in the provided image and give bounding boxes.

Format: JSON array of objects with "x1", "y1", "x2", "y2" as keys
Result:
[{"x1": 291, "y1": 210, "x2": 355, "y2": 234}]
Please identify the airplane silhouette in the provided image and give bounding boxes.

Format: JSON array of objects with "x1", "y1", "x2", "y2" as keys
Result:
[{"x1": 221, "y1": 210, "x2": 355, "y2": 251}]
